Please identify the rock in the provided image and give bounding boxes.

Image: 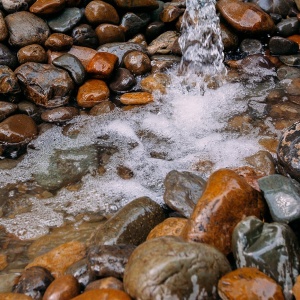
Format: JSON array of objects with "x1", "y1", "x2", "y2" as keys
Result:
[
  {"x1": 15, "y1": 62, "x2": 74, "y2": 108},
  {"x1": 279, "y1": 54, "x2": 300, "y2": 66},
  {"x1": 182, "y1": 169, "x2": 266, "y2": 255},
  {"x1": 220, "y1": 23, "x2": 239, "y2": 51},
  {"x1": 29, "y1": 0, "x2": 65, "y2": 14},
  {"x1": 52, "y1": 53, "x2": 86, "y2": 85},
  {"x1": 163, "y1": 170, "x2": 206, "y2": 218},
  {"x1": 0, "y1": 253, "x2": 8, "y2": 271},
  {"x1": 68, "y1": 45, "x2": 97, "y2": 69},
  {"x1": 0, "y1": 65, "x2": 20, "y2": 94},
  {"x1": 216, "y1": 0, "x2": 275, "y2": 35},
  {"x1": 0, "y1": 114, "x2": 37, "y2": 145},
  {"x1": 85, "y1": 277, "x2": 124, "y2": 292},
  {"x1": 45, "y1": 33, "x2": 73, "y2": 51},
  {"x1": 233, "y1": 216, "x2": 300, "y2": 300},
  {"x1": 146, "y1": 217, "x2": 187, "y2": 240},
  {"x1": 26, "y1": 241, "x2": 86, "y2": 278},
  {"x1": 77, "y1": 79, "x2": 110, "y2": 108},
  {"x1": 120, "y1": 12, "x2": 150, "y2": 38},
  {"x1": 0, "y1": 43, "x2": 18, "y2": 69},
  {"x1": 269, "y1": 36, "x2": 298, "y2": 55},
  {"x1": 2, "y1": 0, "x2": 34, "y2": 12},
  {"x1": 72, "y1": 24, "x2": 98, "y2": 49},
  {"x1": 124, "y1": 236, "x2": 231, "y2": 300},
  {"x1": 5, "y1": 11, "x2": 50, "y2": 47},
  {"x1": 89, "y1": 100, "x2": 116, "y2": 115},
  {"x1": 0, "y1": 101, "x2": 17, "y2": 122},
  {"x1": 276, "y1": 17, "x2": 300, "y2": 37},
  {"x1": 240, "y1": 38, "x2": 263, "y2": 55},
  {"x1": 70, "y1": 289, "x2": 131, "y2": 300},
  {"x1": 0, "y1": 294, "x2": 33, "y2": 300},
  {"x1": 41, "y1": 107, "x2": 79, "y2": 123},
  {"x1": 245, "y1": 150, "x2": 276, "y2": 176},
  {"x1": 249, "y1": 0, "x2": 295, "y2": 17},
  {"x1": 17, "y1": 44, "x2": 47, "y2": 64},
  {"x1": 147, "y1": 31, "x2": 179, "y2": 55},
  {"x1": 123, "y1": 51, "x2": 151, "y2": 75},
  {"x1": 12, "y1": 266, "x2": 54, "y2": 300},
  {"x1": 89, "y1": 196, "x2": 166, "y2": 246},
  {"x1": 288, "y1": 35, "x2": 300, "y2": 49},
  {"x1": 0, "y1": 11, "x2": 8, "y2": 42},
  {"x1": 95, "y1": 24, "x2": 125, "y2": 46},
  {"x1": 88, "y1": 244, "x2": 136, "y2": 279},
  {"x1": 42, "y1": 275, "x2": 80, "y2": 300},
  {"x1": 218, "y1": 267, "x2": 285, "y2": 300},
  {"x1": 120, "y1": 92, "x2": 153, "y2": 105},
  {"x1": 293, "y1": 276, "x2": 300, "y2": 299},
  {"x1": 114, "y1": 0, "x2": 159, "y2": 11},
  {"x1": 85, "y1": 1, "x2": 119, "y2": 25},
  {"x1": 145, "y1": 21, "x2": 165, "y2": 42},
  {"x1": 109, "y1": 68, "x2": 136, "y2": 93},
  {"x1": 160, "y1": 4, "x2": 183, "y2": 23},
  {"x1": 140, "y1": 73, "x2": 170, "y2": 94},
  {"x1": 18, "y1": 101, "x2": 39, "y2": 120},
  {"x1": 258, "y1": 174, "x2": 300, "y2": 223},
  {"x1": 47, "y1": 7, "x2": 84, "y2": 33},
  {"x1": 86, "y1": 52, "x2": 118, "y2": 79}
]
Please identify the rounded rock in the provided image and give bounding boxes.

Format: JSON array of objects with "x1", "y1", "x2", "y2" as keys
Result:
[
  {"x1": 0, "y1": 101, "x2": 18, "y2": 122},
  {"x1": 72, "y1": 24, "x2": 98, "y2": 49},
  {"x1": 68, "y1": 45, "x2": 97, "y2": 69},
  {"x1": 85, "y1": 277, "x2": 124, "y2": 292},
  {"x1": 123, "y1": 50, "x2": 151, "y2": 75},
  {"x1": 120, "y1": 92, "x2": 153, "y2": 105},
  {"x1": 41, "y1": 107, "x2": 79, "y2": 123},
  {"x1": 0, "y1": 65, "x2": 20, "y2": 94},
  {"x1": 109, "y1": 68, "x2": 136, "y2": 93},
  {"x1": 0, "y1": 294, "x2": 33, "y2": 300},
  {"x1": 29, "y1": 0, "x2": 66, "y2": 14},
  {"x1": 17, "y1": 44, "x2": 47, "y2": 64},
  {"x1": 89, "y1": 100, "x2": 116, "y2": 115},
  {"x1": 45, "y1": 33, "x2": 73, "y2": 51},
  {"x1": 71, "y1": 289, "x2": 131, "y2": 300},
  {"x1": 269, "y1": 36, "x2": 299, "y2": 55},
  {"x1": 95, "y1": 24, "x2": 125, "y2": 46},
  {"x1": 0, "y1": 43, "x2": 18, "y2": 69},
  {"x1": 85, "y1": 1, "x2": 119, "y2": 25},
  {"x1": 0, "y1": 11, "x2": 8, "y2": 42}
]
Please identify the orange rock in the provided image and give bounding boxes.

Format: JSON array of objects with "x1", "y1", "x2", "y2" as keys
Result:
[
  {"x1": 95, "y1": 24, "x2": 125, "y2": 46},
  {"x1": 0, "y1": 253, "x2": 8, "y2": 271},
  {"x1": 71, "y1": 289, "x2": 131, "y2": 300},
  {"x1": 120, "y1": 92, "x2": 153, "y2": 105},
  {"x1": 218, "y1": 267, "x2": 285, "y2": 300},
  {"x1": 293, "y1": 276, "x2": 300, "y2": 299},
  {"x1": 68, "y1": 46, "x2": 97, "y2": 69},
  {"x1": 288, "y1": 35, "x2": 300, "y2": 49},
  {"x1": 181, "y1": 169, "x2": 265, "y2": 255},
  {"x1": 85, "y1": 277, "x2": 124, "y2": 292},
  {"x1": 26, "y1": 241, "x2": 86, "y2": 278},
  {"x1": 0, "y1": 293, "x2": 33, "y2": 300},
  {"x1": 85, "y1": 1, "x2": 119, "y2": 25},
  {"x1": 77, "y1": 79, "x2": 110, "y2": 108},
  {"x1": 17, "y1": 44, "x2": 47, "y2": 64},
  {"x1": 86, "y1": 52, "x2": 118, "y2": 79},
  {"x1": 30, "y1": 0, "x2": 66, "y2": 14},
  {"x1": 146, "y1": 217, "x2": 187, "y2": 240},
  {"x1": 45, "y1": 33, "x2": 73, "y2": 51}
]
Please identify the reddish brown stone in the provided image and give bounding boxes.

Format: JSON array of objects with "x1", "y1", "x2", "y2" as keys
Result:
[
  {"x1": 17, "y1": 44, "x2": 47, "y2": 64},
  {"x1": 77, "y1": 79, "x2": 110, "y2": 108},
  {"x1": 85, "y1": 1, "x2": 119, "y2": 25},
  {"x1": 30, "y1": 0, "x2": 66, "y2": 14},
  {"x1": 147, "y1": 217, "x2": 187, "y2": 240},
  {"x1": 140, "y1": 73, "x2": 170, "y2": 94},
  {"x1": 160, "y1": 5, "x2": 183, "y2": 23},
  {"x1": 0, "y1": 293, "x2": 33, "y2": 300},
  {"x1": 45, "y1": 33, "x2": 73, "y2": 51},
  {"x1": 41, "y1": 107, "x2": 79, "y2": 123},
  {"x1": 71, "y1": 289, "x2": 131, "y2": 300},
  {"x1": 123, "y1": 51, "x2": 151, "y2": 75},
  {"x1": 0, "y1": 11, "x2": 8, "y2": 42},
  {"x1": 43, "y1": 274, "x2": 80, "y2": 300},
  {"x1": 218, "y1": 267, "x2": 285, "y2": 300},
  {"x1": 120, "y1": 92, "x2": 153, "y2": 105},
  {"x1": 68, "y1": 46, "x2": 97, "y2": 69},
  {"x1": 0, "y1": 253, "x2": 8, "y2": 271},
  {"x1": 181, "y1": 169, "x2": 265, "y2": 255},
  {"x1": 293, "y1": 276, "x2": 300, "y2": 299},
  {"x1": 288, "y1": 35, "x2": 300, "y2": 49},
  {"x1": 86, "y1": 52, "x2": 118, "y2": 79},
  {"x1": 217, "y1": 0, "x2": 275, "y2": 35},
  {"x1": 85, "y1": 277, "x2": 124, "y2": 292},
  {"x1": 89, "y1": 100, "x2": 115, "y2": 115},
  {"x1": 95, "y1": 24, "x2": 125, "y2": 46}
]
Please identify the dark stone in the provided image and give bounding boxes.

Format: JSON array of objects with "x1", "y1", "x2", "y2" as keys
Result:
[
  {"x1": 72, "y1": 24, "x2": 99, "y2": 49},
  {"x1": 277, "y1": 65, "x2": 300, "y2": 80},
  {"x1": 120, "y1": 12, "x2": 150, "y2": 38},
  {"x1": 0, "y1": 43, "x2": 18, "y2": 69},
  {"x1": 0, "y1": 65, "x2": 20, "y2": 94},
  {"x1": 114, "y1": 0, "x2": 159, "y2": 11},
  {"x1": 109, "y1": 68, "x2": 136, "y2": 93},
  {"x1": 88, "y1": 244, "x2": 136, "y2": 279},
  {"x1": 276, "y1": 17, "x2": 300, "y2": 37},
  {"x1": 0, "y1": 101, "x2": 17, "y2": 121},
  {"x1": 249, "y1": 0, "x2": 295, "y2": 17},
  {"x1": 89, "y1": 100, "x2": 116, "y2": 115},
  {"x1": 145, "y1": 21, "x2": 165, "y2": 42},
  {"x1": 270, "y1": 13, "x2": 282, "y2": 23},
  {"x1": 52, "y1": 53, "x2": 86, "y2": 85},
  {"x1": 269, "y1": 36, "x2": 299, "y2": 55},
  {"x1": 279, "y1": 54, "x2": 300, "y2": 66},
  {"x1": 163, "y1": 170, "x2": 206, "y2": 218},
  {"x1": 41, "y1": 107, "x2": 79, "y2": 123},
  {"x1": 17, "y1": 101, "x2": 40, "y2": 120},
  {"x1": 150, "y1": 0, "x2": 164, "y2": 21},
  {"x1": 240, "y1": 39, "x2": 263, "y2": 55},
  {"x1": 220, "y1": 23, "x2": 239, "y2": 51},
  {"x1": 232, "y1": 216, "x2": 300, "y2": 300},
  {"x1": 12, "y1": 266, "x2": 54, "y2": 300}
]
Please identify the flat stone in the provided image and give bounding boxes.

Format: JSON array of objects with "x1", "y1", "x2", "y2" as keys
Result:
[
  {"x1": 89, "y1": 100, "x2": 116, "y2": 115},
  {"x1": 269, "y1": 36, "x2": 298, "y2": 55},
  {"x1": 95, "y1": 24, "x2": 125, "y2": 46},
  {"x1": 72, "y1": 24, "x2": 98, "y2": 49},
  {"x1": 109, "y1": 68, "x2": 136, "y2": 93},
  {"x1": 124, "y1": 236, "x2": 231, "y2": 300},
  {"x1": 41, "y1": 107, "x2": 79, "y2": 123},
  {"x1": 0, "y1": 43, "x2": 18, "y2": 69},
  {"x1": 29, "y1": 0, "x2": 66, "y2": 14},
  {"x1": 0, "y1": 65, "x2": 20, "y2": 94},
  {"x1": 85, "y1": 277, "x2": 124, "y2": 292},
  {"x1": 71, "y1": 289, "x2": 131, "y2": 300},
  {"x1": 0, "y1": 11, "x2": 8, "y2": 42},
  {"x1": 17, "y1": 44, "x2": 47, "y2": 64},
  {"x1": 276, "y1": 17, "x2": 300, "y2": 37},
  {"x1": 120, "y1": 92, "x2": 153, "y2": 105},
  {"x1": 123, "y1": 50, "x2": 151, "y2": 75},
  {"x1": 147, "y1": 31, "x2": 179, "y2": 55},
  {"x1": 114, "y1": 0, "x2": 159, "y2": 10},
  {"x1": 2, "y1": 0, "x2": 34, "y2": 12},
  {"x1": 85, "y1": 1, "x2": 119, "y2": 25},
  {"x1": 45, "y1": 33, "x2": 73, "y2": 51}
]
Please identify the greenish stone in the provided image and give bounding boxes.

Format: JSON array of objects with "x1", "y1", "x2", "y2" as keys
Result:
[{"x1": 232, "y1": 216, "x2": 300, "y2": 300}]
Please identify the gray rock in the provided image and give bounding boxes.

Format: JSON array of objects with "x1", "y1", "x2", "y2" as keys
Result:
[
  {"x1": 2, "y1": 0, "x2": 34, "y2": 12},
  {"x1": 279, "y1": 54, "x2": 300, "y2": 67},
  {"x1": 124, "y1": 236, "x2": 231, "y2": 300},
  {"x1": 269, "y1": 36, "x2": 298, "y2": 55},
  {"x1": 277, "y1": 65, "x2": 300, "y2": 80},
  {"x1": 276, "y1": 17, "x2": 300, "y2": 37},
  {"x1": 240, "y1": 39, "x2": 263, "y2": 55},
  {"x1": 0, "y1": 43, "x2": 18, "y2": 69}
]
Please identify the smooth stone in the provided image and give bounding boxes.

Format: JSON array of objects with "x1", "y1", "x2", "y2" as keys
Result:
[
  {"x1": 86, "y1": 52, "x2": 118, "y2": 79},
  {"x1": 124, "y1": 236, "x2": 231, "y2": 300},
  {"x1": 276, "y1": 17, "x2": 300, "y2": 37},
  {"x1": 45, "y1": 33, "x2": 73, "y2": 51},
  {"x1": 0, "y1": 294, "x2": 33, "y2": 300},
  {"x1": 0, "y1": 101, "x2": 17, "y2": 121},
  {"x1": 114, "y1": 0, "x2": 159, "y2": 10},
  {"x1": 85, "y1": 1, "x2": 119, "y2": 25},
  {"x1": 147, "y1": 30, "x2": 179, "y2": 55},
  {"x1": 232, "y1": 166, "x2": 265, "y2": 191},
  {"x1": 15, "y1": 62, "x2": 74, "y2": 108},
  {"x1": 2, "y1": 0, "x2": 34, "y2": 12},
  {"x1": 18, "y1": 101, "x2": 39, "y2": 120},
  {"x1": 163, "y1": 170, "x2": 206, "y2": 218},
  {"x1": 88, "y1": 244, "x2": 136, "y2": 279},
  {"x1": 182, "y1": 169, "x2": 265, "y2": 255},
  {"x1": 97, "y1": 42, "x2": 146, "y2": 66},
  {"x1": 232, "y1": 216, "x2": 300, "y2": 300},
  {"x1": 217, "y1": 0, "x2": 275, "y2": 35},
  {"x1": 240, "y1": 38, "x2": 263, "y2": 55},
  {"x1": 70, "y1": 289, "x2": 131, "y2": 300},
  {"x1": 293, "y1": 276, "x2": 300, "y2": 299},
  {"x1": 140, "y1": 73, "x2": 170, "y2": 94},
  {"x1": 220, "y1": 23, "x2": 239, "y2": 51},
  {"x1": 89, "y1": 100, "x2": 116, "y2": 115},
  {"x1": 42, "y1": 275, "x2": 80, "y2": 300},
  {"x1": 48, "y1": 7, "x2": 84, "y2": 33},
  {"x1": 258, "y1": 174, "x2": 300, "y2": 223},
  {"x1": 109, "y1": 68, "x2": 136, "y2": 93},
  {"x1": 85, "y1": 277, "x2": 124, "y2": 292},
  {"x1": 145, "y1": 21, "x2": 165, "y2": 42},
  {"x1": 72, "y1": 24, "x2": 98, "y2": 49},
  {"x1": 0, "y1": 11, "x2": 8, "y2": 41},
  {"x1": 5, "y1": 11, "x2": 50, "y2": 47},
  {"x1": 160, "y1": 4, "x2": 183, "y2": 23},
  {"x1": 120, "y1": 92, "x2": 153, "y2": 105},
  {"x1": 123, "y1": 50, "x2": 151, "y2": 75},
  {"x1": 279, "y1": 54, "x2": 300, "y2": 66},
  {"x1": 288, "y1": 34, "x2": 300, "y2": 49},
  {"x1": 89, "y1": 196, "x2": 166, "y2": 246},
  {"x1": 68, "y1": 45, "x2": 97, "y2": 69},
  {"x1": 249, "y1": 0, "x2": 295, "y2": 17},
  {"x1": 17, "y1": 44, "x2": 47, "y2": 64},
  {"x1": 41, "y1": 107, "x2": 79, "y2": 123},
  {"x1": 269, "y1": 36, "x2": 298, "y2": 55},
  {"x1": 77, "y1": 79, "x2": 110, "y2": 108},
  {"x1": 12, "y1": 266, "x2": 54, "y2": 300},
  {"x1": 218, "y1": 267, "x2": 285, "y2": 300},
  {"x1": 30, "y1": 0, "x2": 66, "y2": 14},
  {"x1": 0, "y1": 114, "x2": 37, "y2": 145},
  {"x1": 277, "y1": 65, "x2": 300, "y2": 80},
  {"x1": 0, "y1": 43, "x2": 17, "y2": 69},
  {"x1": 267, "y1": 101, "x2": 300, "y2": 119},
  {"x1": 245, "y1": 150, "x2": 276, "y2": 176},
  {"x1": 26, "y1": 241, "x2": 86, "y2": 278},
  {"x1": 150, "y1": 54, "x2": 181, "y2": 72},
  {"x1": 150, "y1": 0, "x2": 164, "y2": 21},
  {"x1": 0, "y1": 65, "x2": 20, "y2": 94},
  {"x1": 120, "y1": 12, "x2": 150, "y2": 38},
  {"x1": 95, "y1": 24, "x2": 125, "y2": 46},
  {"x1": 52, "y1": 53, "x2": 86, "y2": 85},
  {"x1": 146, "y1": 217, "x2": 187, "y2": 240}
]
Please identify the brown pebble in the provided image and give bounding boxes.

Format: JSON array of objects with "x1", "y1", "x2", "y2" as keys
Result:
[
  {"x1": 41, "y1": 107, "x2": 79, "y2": 123},
  {"x1": 71, "y1": 289, "x2": 131, "y2": 300},
  {"x1": 0, "y1": 253, "x2": 8, "y2": 271},
  {"x1": 68, "y1": 46, "x2": 97, "y2": 69},
  {"x1": 85, "y1": 1, "x2": 119, "y2": 25},
  {"x1": 17, "y1": 44, "x2": 47, "y2": 64},
  {"x1": 120, "y1": 92, "x2": 153, "y2": 105},
  {"x1": 89, "y1": 100, "x2": 116, "y2": 115},
  {"x1": 45, "y1": 33, "x2": 73, "y2": 51},
  {"x1": 0, "y1": 293, "x2": 33, "y2": 300},
  {"x1": 85, "y1": 277, "x2": 124, "y2": 292},
  {"x1": 30, "y1": 0, "x2": 66, "y2": 14},
  {"x1": 293, "y1": 276, "x2": 300, "y2": 299},
  {"x1": 95, "y1": 24, "x2": 125, "y2": 46},
  {"x1": 123, "y1": 51, "x2": 151, "y2": 75}
]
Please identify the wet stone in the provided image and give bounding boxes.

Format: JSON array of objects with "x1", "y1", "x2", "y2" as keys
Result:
[
  {"x1": 45, "y1": 33, "x2": 73, "y2": 51},
  {"x1": 52, "y1": 53, "x2": 86, "y2": 85},
  {"x1": 109, "y1": 68, "x2": 136, "y2": 93},
  {"x1": 240, "y1": 39, "x2": 263, "y2": 55},
  {"x1": 0, "y1": 43, "x2": 17, "y2": 69},
  {"x1": 114, "y1": 0, "x2": 159, "y2": 11},
  {"x1": 95, "y1": 24, "x2": 125, "y2": 46},
  {"x1": 245, "y1": 150, "x2": 276, "y2": 176},
  {"x1": 68, "y1": 45, "x2": 97, "y2": 69},
  {"x1": 85, "y1": 277, "x2": 124, "y2": 292},
  {"x1": 89, "y1": 100, "x2": 116, "y2": 115},
  {"x1": 160, "y1": 4, "x2": 183, "y2": 23},
  {"x1": 293, "y1": 276, "x2": 300, "y2": 299},
  {"x1": 42, "y1": 275, "x2": 80, "y2": 300},
  {"x1": 120, "y1": 92, "x2": 153, "y2": 105},
  {"x1": 123, "y1": 50, "x2": 151, "y2": 75},
  {"x1": 163, "y1": 170, "x2": 206, "y2": 218},
  {"x1": 276, "y1": 17, "x2": 300, "y2": 37},
  {"x1": 220, "y1": 23, "x2": 239, "y2": 51},
  {"x1": 0, "y1": 294, "x2": 33, "y2": 300},
  {"x1": 5, "y1": 11, "x2": 50, "y2": 47},
  {"x1": 71, "y1": 289, "x2": 132, "y2": 300},
  {"x1": 148, "y1": 31, "x2": 179, "y2": 55},
  {"x1": 269, "y1": 36, "x2": 299, "y2": 55},
  {"x1": 250, "y1": 0, "x2": 295, "y2": 17},
  {"x1": 124, "y1": 236, "x2": 231, "y2": 300},
  {"x1": 151, "y1": 54, "x2": 181, "y2": 72},
  {"x1": 72, "y1": 24, "x2": 98, "y2": 49},
  {"x1": 277, "y1": 65, "x2": 300, "y2": 80},
  {"x1": 89, "y1": 196, "x2": 166, "y2": 246},
  {"x1": 15, "y1": 62, "x2": 74, "y2": 108},
  {"x1": 12, "y1": 266, "x2": 54, "y2": 300},
  {"x1": 41, "y1": 107, "x2": 79, "y2": 123},
  {"x1": 30, "y1": 0, "x2": 65, "y2": 14},
  {"x1": 280, "y1": 54, "x2": 300, "y2": 66},
  {"x1": 18, "y1": 101, "x2": 39, "y2": 120},
  {"x1": 0, "y1": 101, "x2": 17, "y2": 122},
  {"x1": 48, "y1": 7, "x2": 84, "y2": 33},
  {"x1": 17, "y1": 44, "x2": 47, "y2": 65},
  {"x1": 0, "y1": 65, "x2": 20, "y2": 94},
  {"x1": 88, "y1": 244, "x2": 136, "y2": 279},
  {"x1": 0, "y1": 11, "x2": 8, "y2": 42},
  {"x1": 232, "y1": 216, "x2": 300, "y2": 300},
  {"x1": 145, "y1": 21, "x2": 165, "y2": 42},
  {"x1": 2, "y1": 0, "x2": 34, "y2": 12},
  {"x1": 218, "y1": 267, "x2": 285, "y2": 300},
  {"x1": 140, "y1": 73, "x2": 170, "y2": 94},
  {"x1": 120, "y1": 12, "x2": 150, "y2": 38}
]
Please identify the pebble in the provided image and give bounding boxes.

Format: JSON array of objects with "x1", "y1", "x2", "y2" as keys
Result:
[
  {"x1": 72, "y1": 24, "x2": 98, "y2": 49},
  {"x1": 41, "y1": 107, "x2": 79, "y2": 123},
  {"x1": 45, "y1": 33, "x2": 74, "y2": 51},
  {"x1": 221, "y1": 23, "x2": 239, "y2": 51},
  {"x1": 17, "y1": 44, "x2": 48, "y2": 64},
  {"x1": 115, "y1": 0, "x2": 159, "y2": 10},
  {"x1": 276, "y1": 17, "x2": 300, "y2": 37},
  {"x1": 85, "y1": 1, "x2": 119, "y2": 25},
  {"x1": 120, "y1": 92, "x2": 153, "y2": 105},
  {"x1": 123, "y1": 51, "x2": 151, "y2": 75},
  {"x1": 120, "y1": 13, "x2": 150, "y2": 38},
  {"x1": 89, "y1": 100, "x2": 116, "y2": 115},
  {"x1": 280, "y1": 54, "x2": 300, "y2": 66},
  {"x1": 250, "y1": 0, "x2": 295, "y2": 17},
  {"x1": 0, "y1": 65, "x2": 20, "y2": 94},
  {"x1": 140, "y1": 73, "x2": 170, "y2": 94},
  {"x1": 147, "y1": 31, "x2": 179, "y2": 55},
  {"x1": 0, "y1": 101, "x2": 18, "y2": 122},
  {"x1": 293, "y1": 276, "x2": 300, "y2": 299},
  {"x1": 70, "y1": 289, "x2": 132, "y2": 300},
  {"x1": 0, "y1": 294, "x2": 33, "y2": 300},
  {"x1": 29, "y1": 0, "x2": 66, "y2": 14},
  {"x1": 2, "y1": 0, "x2": 33, "y2": 12},
  {"x1": 109, "y1": 68, "x2": 136, "y2": 93},
  {"x1": 68, "y1": 45, "x2": 97, "y2": 69},
  {"x1": 160, "y1": 4, "x2": 184, "y2": 23},
  {"x1": 95, "y1": 24, "x2": 125, "y2": 46},
  {"x1": 145, "y1": 21, "x2": 165, "y2": 41},
  {"x1": 0, "y1": 43, "x2": 18, "y2": 69},
  {"x1": 85, "y1": 277, "x2": 124, "y2": 292},
  {"x1": 0, "y1": 11, "x2": 8, "y2": 42},
  {"x1": 269, "y1": 36, "x2": 299, "y2": 55}
]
